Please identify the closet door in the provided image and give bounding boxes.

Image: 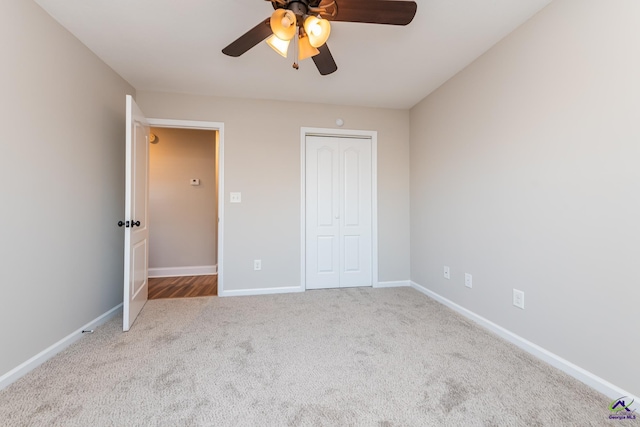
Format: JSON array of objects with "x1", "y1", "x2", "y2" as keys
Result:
[
  {"x1": 305, "y1": 135, "x2": 372, "y2": 289},
  {"x1": 306, "y1": 136, "x2": 340, "y2": 289},
  {"x1": 338, "y1": 138, "x2": 372, "y2": 287}
]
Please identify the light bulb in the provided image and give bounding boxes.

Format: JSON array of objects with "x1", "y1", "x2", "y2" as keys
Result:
[
  {"x1": 310, "y1": 22, "x2": 322, "y2": 37},
  {"x1": 270, "y1": 10, "x2": 297, "y2": 41},
  {"x1": 304, "y1": 16, "x2": 331, "y2": 48},
  {"x1": 266, "y1": 35, "x2": 290, "y2": 58},
  {"x1": 298, "y1": 35, "x2": 320, "y2": 61}
]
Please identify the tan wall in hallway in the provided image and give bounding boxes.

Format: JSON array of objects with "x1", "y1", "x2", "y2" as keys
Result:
[{"x1": 149, "y1": 128, "x2": 217, "y2": 270}]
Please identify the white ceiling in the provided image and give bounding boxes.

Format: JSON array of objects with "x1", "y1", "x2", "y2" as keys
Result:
[{"x1": 34, "y1": 0, "x2": 552, "y2": 109}]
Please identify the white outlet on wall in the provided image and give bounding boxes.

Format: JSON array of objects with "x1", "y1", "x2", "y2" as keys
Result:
[
  {"x1": 513, "y1": 289, "x2": 525, "y2": 309},
  {"x1": 443, "y1": 266, "x2": 450, "y2": 280},
  {"x1": 230, "y1": 192, "x2": 242, "y2": 203},
  {"x1": 465, "y1": 273, "x2": 473, "y2": 288},
  {"x1": 254, "y1": 260, "x2": 261, "y2": 271}
]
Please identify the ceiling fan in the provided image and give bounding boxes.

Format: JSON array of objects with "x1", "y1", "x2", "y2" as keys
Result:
[{"x1": 222, "y1": 0, "x2": 418, "y2": 75}]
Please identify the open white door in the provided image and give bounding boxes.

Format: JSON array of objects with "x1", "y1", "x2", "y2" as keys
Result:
[{"x1": 123, "y1": 95, "x2": 150, "y2": 331}]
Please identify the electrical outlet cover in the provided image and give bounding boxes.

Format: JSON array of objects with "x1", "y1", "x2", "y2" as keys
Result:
[{"x1": 513, "y1": 289, "x2": 525, "y2": 309}]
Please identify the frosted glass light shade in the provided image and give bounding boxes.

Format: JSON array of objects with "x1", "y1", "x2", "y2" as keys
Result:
[
  {"x1": 270, "y1": 9, "x2": 296, "y2": 41},
  {"x1": 304, "y1": 16, "x2": 331, "y2": 47},
  {"x1": 298, "y1": 35, "x2": 320, "y2": 61},
  {"x1": 266, "y1": 35, "x2": 290, "y2": 58}
]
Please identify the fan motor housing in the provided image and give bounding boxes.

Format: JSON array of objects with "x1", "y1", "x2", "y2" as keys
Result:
[
  {"x1": 273, "y1": 0, "x2": 329, "y2": 19},
  {"x1": 273, "y1": 0, "x2": 322, "y2": 11},
  {"x1": 287, "y1": 1, "x2": 309, "y2": 16}
]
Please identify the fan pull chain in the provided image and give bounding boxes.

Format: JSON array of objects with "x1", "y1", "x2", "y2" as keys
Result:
[{"x1": 293, "y1": 27, "x2": 300, "y2": 70}]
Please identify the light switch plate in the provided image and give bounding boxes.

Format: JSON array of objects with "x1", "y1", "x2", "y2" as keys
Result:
[
  {"x1": 190, "y1": 178, "x2": 200, "y2": 186},
  {"x1": 230, "y1": 192, "x2": 241, "y2": 203}
]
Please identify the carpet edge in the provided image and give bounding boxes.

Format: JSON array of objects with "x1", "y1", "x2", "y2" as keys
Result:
[
  {"x1": 0, "y1": 303, "x2": 123, "y2": 391},
  {"x1": 409, "y1": 280, "x2": 637, "y2": 405}
]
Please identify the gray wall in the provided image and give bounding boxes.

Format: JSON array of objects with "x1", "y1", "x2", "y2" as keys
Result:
[
  {"x1": 410, "y1": 0, "x2": 640, "y2": 397},
  {"x1": 149, "y1": 128, "x2": 217, "y2": 269},
  {"x1": 0, "y1": 0, "x2": 134, "y2": 377},
  {"x1": 137, "y1": 92, "x2": 411, "y2": 291}
]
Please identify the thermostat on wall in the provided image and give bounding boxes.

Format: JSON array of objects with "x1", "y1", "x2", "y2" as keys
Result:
[{"x1": 190, "y1": 179, "x2": 200, "y2": 186}]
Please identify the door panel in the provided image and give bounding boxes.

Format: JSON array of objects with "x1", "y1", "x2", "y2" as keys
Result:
[
  {"x1": 339, "y1": 138, "x2": 372, "y2": 288},
  {"x1": 133, "y1": 124, "x2": 148, "y2": 228},
  {"x1": 123, "y1": 95, "x2": 149, "y2": 331},
  {"x1": 343, "y1": 148, "x2": 361, "y2": 226},
  {"x1": 316, "y1": 147, "x2": 335, "y2": 226},
  {"x1": 306, "y1": 135, "x2": 372, "y2": 289},
  {"x1": 343, "y1": 235, "x2": 360, "y2": 272},
  {"x1": 132, "y1": 240, "x2": 147, "y2": 295},
  {"x1": 316, "y1": 236, "x2": 335, "y2": 273},
  {"x1": 306, "y1": 138, "x2": 340, "y2": 289}
]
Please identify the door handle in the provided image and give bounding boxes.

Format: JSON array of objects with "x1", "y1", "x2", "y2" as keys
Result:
[{"x1": 118, "y1": 220, "x2": 140, "y2": 228}]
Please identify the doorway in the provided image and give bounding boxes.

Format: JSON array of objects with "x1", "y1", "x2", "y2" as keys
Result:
[
  {"x1": 146, "y1": 119, "x2": 225, "y2": 297},
  {"x1": 300, "y1": 127, "x2": 378, "y2": 290}
]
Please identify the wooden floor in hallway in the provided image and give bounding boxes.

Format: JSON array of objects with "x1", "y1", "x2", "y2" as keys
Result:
[{"x1": 148, "y1": 275, "x2": 217, "y2": 299}]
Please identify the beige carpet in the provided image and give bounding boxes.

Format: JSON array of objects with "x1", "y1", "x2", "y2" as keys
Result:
[{"x1": 0, "y1": 288, "x2": 620, "y2": 426}]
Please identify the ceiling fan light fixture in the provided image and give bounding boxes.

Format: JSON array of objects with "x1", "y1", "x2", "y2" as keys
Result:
[
  {"x1": 270, "y1": 9, "x2": 297, "y2": 41},
  {"x1": 266, "y1": 34, "x2": 290, "y2": 58},
  {"x1": 298, "y1": 35, "x2": 320, "y2": 61},
  {"x1": 304, "y1": 16, "x2": 331, "y2": 48}
]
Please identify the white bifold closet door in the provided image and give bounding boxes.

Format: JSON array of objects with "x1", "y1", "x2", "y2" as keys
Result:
[{"x1": 305, "y1": 135, "x2": 372, "y2": 289}]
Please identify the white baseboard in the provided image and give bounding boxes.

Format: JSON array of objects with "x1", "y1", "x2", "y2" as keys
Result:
[
  {"x1": 220, "y1": 282, "x2": 410, "y2": 296},
  {"x1": 0, "y1": 303, "x2": 122, "y2": 391},
  {"x1": 410, "y1": 281, "x2": 638, "y2": 405},
  {"x1": 148, "y1": 265, "x2": 217, "y2": 278},
  {"x1": 374, "y1": 280, "x2": 411, "y2": 288},
  {"x1": 219, "y1": 285, "x2": 304, "y2": 297}
]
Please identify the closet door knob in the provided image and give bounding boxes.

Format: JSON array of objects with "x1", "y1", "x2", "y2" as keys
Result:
[{"x1": 132, "y1": 221, "x2": 141, "y2": 227}]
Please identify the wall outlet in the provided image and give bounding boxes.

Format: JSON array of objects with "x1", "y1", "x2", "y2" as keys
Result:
[
  {"x1": 465, "y1": 273, "x2": 473, "y2": 288},
  {"x1": 230, "y1": 192, "x2": 242, "y2": 203},
  {"x1": 254, "y1": 260, "x2": 261, "y2": 271},
  {"x1": 513, "y1": 289, "x2": 525, "y2": 309},
  {"x1": 443, "y1": 266, "x2": 450, "y2": 280}
]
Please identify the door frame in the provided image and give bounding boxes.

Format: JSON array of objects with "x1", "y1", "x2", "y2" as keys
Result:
[
  {"x1": 147, "y1": 118, "x2": 225, "y2": 295},
  {"x1": 300, "y1": 127, "x2": 378, "y2": 290}
]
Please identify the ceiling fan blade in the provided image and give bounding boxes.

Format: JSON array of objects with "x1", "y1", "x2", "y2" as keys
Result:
[
  {"x1": 222, "y1": 19, "x2": 272, "y2": 57},
  {"x1": 322, "y1": 0, "x2": 417, "y2": 25},
  {"x1": 312, "y1": 44, "x2": 338, "y2": 76}
]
